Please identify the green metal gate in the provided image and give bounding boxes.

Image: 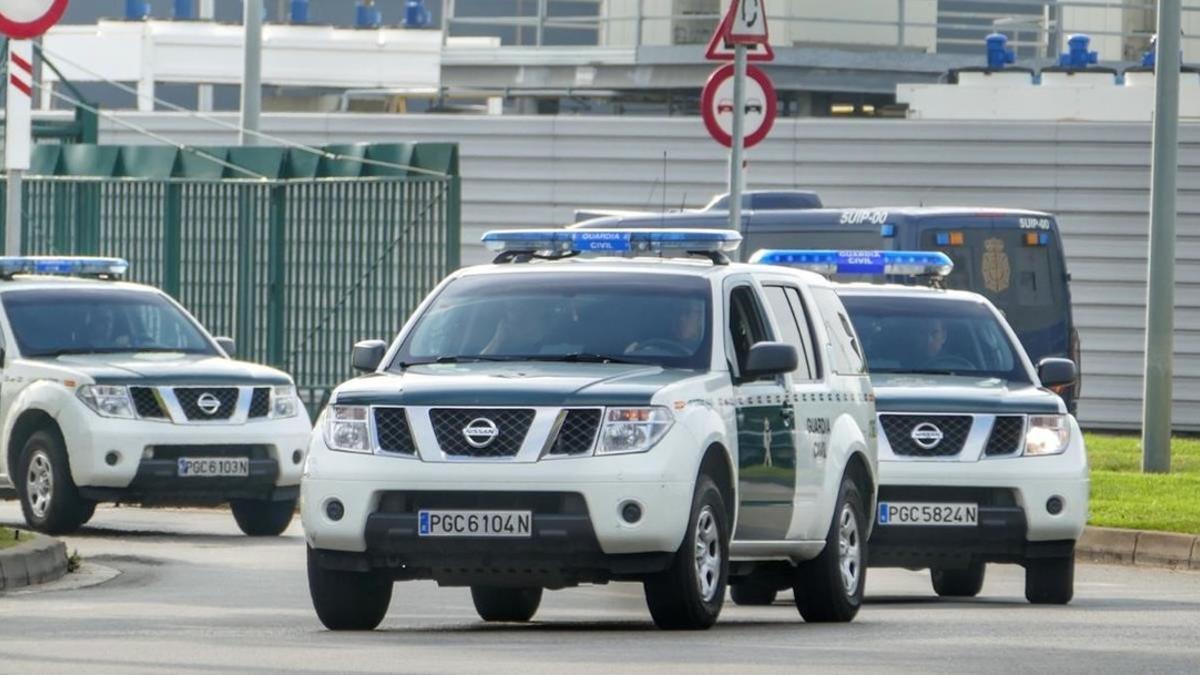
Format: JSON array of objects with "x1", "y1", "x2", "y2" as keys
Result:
[{"x1": 1, "y1": 143, "x2": 461, "y2": 412}]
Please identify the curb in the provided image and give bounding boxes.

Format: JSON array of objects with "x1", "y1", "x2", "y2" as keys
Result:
[
  {"x1": 0, "y1": 533, "x2": 69, "y2": 592},
  {"x1": 1077, "y1": 526, "x2": 1200, "y2": 570}
]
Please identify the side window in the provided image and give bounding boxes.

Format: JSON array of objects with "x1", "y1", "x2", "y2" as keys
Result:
[
  {"x1": 727, "y1": 285, "x2": 771, "y2": 378},
  {"x1": 810, "y1": 287, "x2": 867, "y2": 375},
  {"x1": 763, "y1": 285, "x2": 814, "y2": 380},
  {"x1": 784, "y1": 287, "x2": 822, "y2": 379}
]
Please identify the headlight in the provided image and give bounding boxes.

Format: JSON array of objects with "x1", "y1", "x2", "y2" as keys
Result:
[
  {"x1": 323, "y1": 405, "x2": 372, "y2": 453},
  {"x1": 1024, "y1": 414, "x2": 1070, "y2": 456},
  {"x1": 76, "y1": 385, "x2": 135, "y2": 419},
  {"x1": 598, "y1": 407, "x2": 673, "y2": 455},
  {"x1": 270, "y1": 385, "x2": 300, "y2": 419}
]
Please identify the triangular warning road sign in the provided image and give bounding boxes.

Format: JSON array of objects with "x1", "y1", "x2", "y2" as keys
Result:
[{"x1": 705, "y1": 0, "x2": 775, "y2": 62}]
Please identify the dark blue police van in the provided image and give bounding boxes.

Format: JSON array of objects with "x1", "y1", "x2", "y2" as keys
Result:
[{"x1": 572, "y1": 206, "x2": 1080, "y2": 411}]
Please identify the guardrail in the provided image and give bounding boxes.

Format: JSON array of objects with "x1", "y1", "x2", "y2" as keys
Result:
[{"x1": 444, "y1": 0, "x2": 1198, "y2": 61}]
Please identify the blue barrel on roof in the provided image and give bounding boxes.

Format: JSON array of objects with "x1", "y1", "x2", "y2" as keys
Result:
[
  {"x1": 986, "y1": 33, "x2": 1015, "y2": 70},
  {"x1": 356, "y1": 1, "x2": 382, "y2": 29},
  {"x1": 290, "y1": 0, "x2": 310, "y2": 24},
  {"x1": 124, "y1": 0, "x2": 150, "y2": 20},
  {"x1": 405, "y1": 0, "x2": 432, "y2": 28}
]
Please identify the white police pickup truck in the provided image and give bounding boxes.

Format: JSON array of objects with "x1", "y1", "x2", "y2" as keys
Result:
[
  {"x1": 302, "y1": 229, "x2": 878, "y2": 631},
  {"x1": 751, "y1": 249, "x2": 1088, "y2": 605},
  {"x1": 0, "y1": 257, "x2": 312, "y2": 536}
]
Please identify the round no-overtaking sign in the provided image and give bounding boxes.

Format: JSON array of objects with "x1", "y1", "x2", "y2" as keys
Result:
[
  {"x1": 700, "y1": 62, "x2": 778, "y2": 149},
  {"x1": 0, "y1": 0, "x2": 69, "y2": 39}
]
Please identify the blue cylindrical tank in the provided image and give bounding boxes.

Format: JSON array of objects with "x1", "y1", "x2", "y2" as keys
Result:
[
  {"x1": 356, "y1": 1, "x2": 382, "y2": 29},
  {"x1": 290, "y1": 0, "x2": 310, "y2": 24},
  {"x1": 125, "y1": 0, "x2": 151, "y2": 20},
  {"x1": 405, "y1": 0, "x2": 432, "y2": 28},
  {"x1": 173, "y1": 0, "x2": 194, "y2": 19},
  {"x1": 1142, "y1": 35, "x2": 1158, "y2": 67},
  {"x1": 1058, "y1": 34, "x2": 1099, "y2": 68},
  {"x1": 985, "y1": 33, "x2": 1014, "y2": 70}
]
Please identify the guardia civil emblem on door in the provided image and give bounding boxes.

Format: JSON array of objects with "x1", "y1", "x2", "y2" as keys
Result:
[{"x1": 982, "y1": 237, "x2": 1011, "y2": 293}]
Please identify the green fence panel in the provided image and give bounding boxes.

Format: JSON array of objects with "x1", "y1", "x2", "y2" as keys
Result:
[
  {"x1": 319, "y1": 144, "x2": 368, "y2": 178},
  {"x1": 178, "y1": 147, "x2": 231, "y2": 179},
  {"x1": 120, "y1": 146, "x2": 180, "y2": 178},
  {"x1": 60, "y1": 145, "x2": 120, "y2": 177},
  {"x1": 7, "y1": 174, "x2": 457, "y2": 413}
]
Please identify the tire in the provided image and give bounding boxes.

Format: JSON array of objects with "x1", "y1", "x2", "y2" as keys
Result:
[
  {"x1": 931, "y1": 562, "x2": 986, "y2": 598},
  {"x1": 306, "y1": 546, "x2": 393, "y2": 630},
  {"x1": 17, "y1": 429, "x2": 95, "y2": 535},
  {"x1": 230, "y1": 498, "x2": 296, "y2": 537},
  {"x1": 643, "y1": 475, "x2": 729, "y2": 630},
  {"x1": 792, "y1": 476, "x2": 866, "y2": 623},
  {"x1": 1025, "y1": 554, "x2": 1074, "y2": 605},
  {"x1": 470, "y1": 586, "x2": 543, "y2": 622},
  {"x1": 730, "y1": 581, "x2": 778, "y2": 606}
]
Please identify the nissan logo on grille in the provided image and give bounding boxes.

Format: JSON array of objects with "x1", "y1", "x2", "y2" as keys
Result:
[
  {"x1": 910, "y1": 422, "x2": 944, "y2": 450},
  {"x1": 462, "y1": 418, "x2": 499, "y2": 448},
  {"x1": 196, "y1": 392, "x2": 222, "y2": 416}
]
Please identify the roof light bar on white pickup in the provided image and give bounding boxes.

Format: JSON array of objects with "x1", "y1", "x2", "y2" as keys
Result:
[
  {"x1": 0, "y1": 256, "x2": 130, "y2": 280},
  {"x1": 482, "y1": 229, "x2": 743, "y2": 256},
  {"x1": 749, "y1": 250, "x2": 954, "y2": 277}
]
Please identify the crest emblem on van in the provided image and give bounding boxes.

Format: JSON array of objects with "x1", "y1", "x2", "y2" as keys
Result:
[{"x1": 982, "y1": 237, "x2": 1011, "y2": 293}]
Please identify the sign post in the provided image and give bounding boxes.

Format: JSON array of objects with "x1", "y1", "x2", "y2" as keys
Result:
[
  {"x1": 0, "y1": 0, "x2": 70, "y2": 255},
  {"x1": 704, "y1": 0, "x2": 772, "y2": 235}
]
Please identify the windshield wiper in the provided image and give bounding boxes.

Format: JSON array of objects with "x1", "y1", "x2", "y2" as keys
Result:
[
  {"x1": 880, "y1": 369, "x2": 959, "y2": 376},
  {"x1": 520, "y1": 353, "x2": 646, "y2": 365},
  {"x1": 34, "y1": 347, "x2": 133, "y2": 357}
]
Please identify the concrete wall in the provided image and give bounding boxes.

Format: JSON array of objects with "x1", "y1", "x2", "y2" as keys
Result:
[{"x1": 83, "y1": 112, "x2": 1199, "y2": 432}]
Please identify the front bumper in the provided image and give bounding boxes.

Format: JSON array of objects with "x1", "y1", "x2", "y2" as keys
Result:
[
  {"x1": 301, "y1": 436, "x2": 698, "y2": 564},
  {"x1": 869, "y1": 431, "x2": 1089, "y2": 567},
  {"x1": 60, "y1": 405, "x2": 312, "y2": 498}
]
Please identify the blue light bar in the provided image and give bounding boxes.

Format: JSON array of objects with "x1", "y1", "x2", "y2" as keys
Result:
[
  {"x1": 748, "y1": 249, "x2": 954, "y2": 277},
  {"x1": 481, "y1": 229, "x2": 742, "y2": 256},
  {"x1": 0, "y1": 256, "x2": 129, "y2": 279},
  {"x1": 880, "y1": 224, "x2": 896, "y2": 238}
]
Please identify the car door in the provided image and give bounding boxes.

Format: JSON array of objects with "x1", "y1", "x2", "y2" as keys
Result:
[
  {"x1": 725, "y1": 278, "x2": 798, "y2": 541},
  {"x1": 761, "y1": 282, "x2": 832, "y2": 532}
]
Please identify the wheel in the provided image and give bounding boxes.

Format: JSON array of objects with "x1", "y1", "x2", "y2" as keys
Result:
[
  {"x1": 730, "y1": 581, "x2": 778, "y2": 606},
  {"x1": 931, "y1": 562, "x2": 985, "y2": 598},
  {"x1": 306, "y1": 546, "x2": 393, "y2": 630},
  {"x1": 17, "y1": 429, "x2": 95, "y2": 535},
  {"x1": 792, "y1": 476, "x2": 866, "y2": 623},
  {"x1": 470, "y1": 586, "x2": 543, "y2": 622},
  {"x1": 643, "y1": 475, "x2": 729, "y2": 630},
  {"x1": 230, "y1": 498, "x2": 296, "y2": 536},
  {"x1": 1025, "y1": 553, "x2": 1074, "y2": 605}
]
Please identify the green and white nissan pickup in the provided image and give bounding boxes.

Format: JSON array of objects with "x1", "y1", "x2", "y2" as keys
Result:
[
  {"x1": 302, "y1": 229, "x2": 878, "y2": 630},
  {"x1": 0, "y1": 257, "x2": 312, "y2": 537}
]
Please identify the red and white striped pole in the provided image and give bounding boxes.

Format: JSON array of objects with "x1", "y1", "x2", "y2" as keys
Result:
[{"x1": 5, "y1": 39, "x2": 33, "y2": 255}]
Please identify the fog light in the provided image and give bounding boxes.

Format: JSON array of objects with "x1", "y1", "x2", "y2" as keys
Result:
[
  {"x1": 105, "y1": 451, "x2": 120, "y2": 466},
  {"x1": 620, "y1": 500, "x2": 643, "y2": 524},
  {"x1": 325, "y1": 499, "x2": 345, "y2": 521},
  {"x1": 292, "y1": 449, "x2": 303, "y2": 465},
  {"x1": 1046, "y1": 496, "x2": 1064, "y2": 515}
]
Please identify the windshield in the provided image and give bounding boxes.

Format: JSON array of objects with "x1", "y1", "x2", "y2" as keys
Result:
[
  {"x1": 2, "y1": 288, "x2": 218, "y2": 358},
  {"x1": 395, "y1": 272, "x2": 712, "y2": 370},
  {"x1": 838, "y1": 294, "x2": 1031, "y2": 383}
]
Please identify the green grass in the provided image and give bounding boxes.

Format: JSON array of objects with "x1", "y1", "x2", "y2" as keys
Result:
[
  {"x1": 1085, "y1": 433, "x2": 1200, "y2": 534},
  {"x1": 0, "y1": 527, "x2": 19, "y2": 550}
]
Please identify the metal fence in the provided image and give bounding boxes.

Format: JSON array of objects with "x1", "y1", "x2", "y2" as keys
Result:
[{"x1": 2, "y1": 172, "x2": 460, "y2": 412}]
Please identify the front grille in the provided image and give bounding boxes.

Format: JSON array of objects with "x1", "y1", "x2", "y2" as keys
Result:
[
  {"x1": 429, "y1": 408, "x2": 535, "y2": 458},
  {"x1": 986, "y1": 416, "x2": 1026, "y2": 456},
  {"x1": 150, "y1": 445, "x2": 269, "y2": 460},
  {"x1": 175, "y1": 387, "x2": 239, "y2": 421},
  {"x1": 548, "y1": 409, "x2": 602, "y2": 456},
  {"x1": 881, "y1": 414, "x2": 973, "y2": 457},
  {"x1": 248, "y1": 388, "x2": 271, "y2": 419},
  {"x1": 130, "y1": 386, "x2": 166, "y2": 419},
  {"x1": 375, "y1": 407, "x2": 416, "y2": 455}
]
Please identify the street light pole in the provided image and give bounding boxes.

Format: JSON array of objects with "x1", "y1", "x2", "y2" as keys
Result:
[
  {"x1": 241, "y1": 0, "x2": 264, "y2": 145},
  {"x1": 1141, "y1": 0, "x2": 1181, "y2": 473}
]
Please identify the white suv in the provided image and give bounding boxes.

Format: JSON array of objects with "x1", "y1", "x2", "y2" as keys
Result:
[
  {"x1": 302, "y1": 230, "x2": 878, "y2": 630},
  {"x1": 0, "y1": 258, "x2": 312, "y2": 536}
]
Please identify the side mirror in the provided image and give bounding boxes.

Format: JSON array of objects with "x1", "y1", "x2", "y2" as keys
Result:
[
  {"x1": 214, "y1": 337, "x2": 236, "y2": 357},
  {"x1": 1037, "y1": 357, "x2": 1078, "y2": 389},
  {"x1": 743, "y1": 341, "x2": 799, "y2": 379},
  {"x1": 352, "y1": 339, "x2": 388, "y2": 373}
]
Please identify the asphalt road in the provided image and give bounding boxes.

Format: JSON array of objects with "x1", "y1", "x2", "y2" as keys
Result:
[{"x1": 1, "y1": 503, "x2": 1198, "y2": 674}]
